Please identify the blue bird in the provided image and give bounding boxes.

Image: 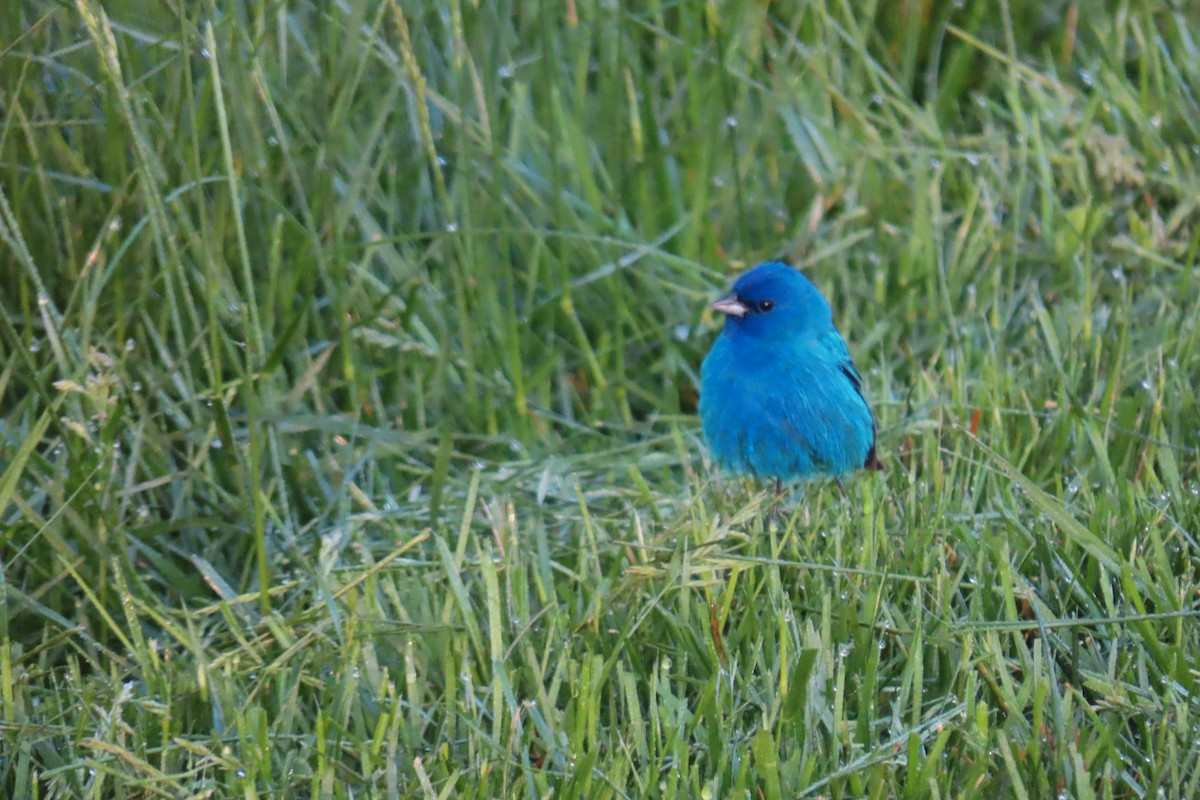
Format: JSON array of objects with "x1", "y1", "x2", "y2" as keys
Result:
[{"x1": 700, "y1": 262, "x2": 883, "y2": 500}]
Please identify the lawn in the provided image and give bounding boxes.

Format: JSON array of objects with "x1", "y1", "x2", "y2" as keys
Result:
[{"x1": 2, "y1": 0, "x2": 1199, "y2": 797}]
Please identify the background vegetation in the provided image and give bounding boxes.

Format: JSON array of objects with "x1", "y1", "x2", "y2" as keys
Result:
[{"x1": 2, "y1": 0, "x2": 1198, "y2": 796}]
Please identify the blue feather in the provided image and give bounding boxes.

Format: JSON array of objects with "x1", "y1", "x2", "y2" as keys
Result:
[{"x1": 700, "y1": 262, "x2": 881, "y2": 483}]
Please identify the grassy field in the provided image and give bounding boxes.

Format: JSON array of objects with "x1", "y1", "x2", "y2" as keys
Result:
[{"x1": 3, "y1": 0, "x2": 1199, "y2": 797}]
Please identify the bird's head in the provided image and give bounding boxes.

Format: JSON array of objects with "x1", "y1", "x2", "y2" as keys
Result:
[{"x1": 710, "y1": 261, "x2": 833, "y2": 341}]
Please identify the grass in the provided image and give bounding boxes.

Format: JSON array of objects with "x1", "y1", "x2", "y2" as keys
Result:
[{"x1": 2, "y1": 0, "x2": 1199, "y2": 796}]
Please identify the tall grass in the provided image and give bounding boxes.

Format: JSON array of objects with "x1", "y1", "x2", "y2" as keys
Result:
[{"x1": 2, "y1": 0, "x2": 1198, "y2": 796}]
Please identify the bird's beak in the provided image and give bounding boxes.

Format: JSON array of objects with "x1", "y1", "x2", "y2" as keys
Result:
[{"x1": 710, "y1": 294, "x2": 748, "y2": 318}]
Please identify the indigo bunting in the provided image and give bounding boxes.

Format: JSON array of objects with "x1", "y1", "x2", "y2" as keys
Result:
[{"x1": 700, "y1": 262, "x2": 883, "y2": 496}]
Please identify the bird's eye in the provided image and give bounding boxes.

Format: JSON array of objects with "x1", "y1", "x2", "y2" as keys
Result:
[{"x1": 759, "y1": 300, "x2": 775, "y2": 313}]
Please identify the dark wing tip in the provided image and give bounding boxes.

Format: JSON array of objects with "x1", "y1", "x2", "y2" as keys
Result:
[{"x1": 864, "y1": 443, "x2": 885, "y2": 472}]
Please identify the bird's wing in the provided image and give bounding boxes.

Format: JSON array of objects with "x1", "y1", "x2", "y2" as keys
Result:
[
  {"x1": 838, "y1": 361, "x2": 863, "y2": 393},
  {"x1": 818, "y1": 331, "x2": 862, "y2": 392},
  {"x1": 820, "y1": 330, "x2": 885, "y2": 471}
]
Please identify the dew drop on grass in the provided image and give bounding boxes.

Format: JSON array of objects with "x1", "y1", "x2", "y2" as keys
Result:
[
  {"x1": 966, "y1": 154, "x2": 979, "y2": 166},
  {"x1": 870, "y1": 94, "x2": 883, "y2": 106},
  {"x1": 724, "y1": 116, "x2": 738, "y2": 129},
  {"x1": 1078, "y1": 69, "x2": 1094, "y2": 87},
  {"x1": 125, "y1": 338, "x2": 135, "y2": 352},
  {"x1": 1150, "y1": 115, "x2": 1161, "y2": 128},
  {"x1": 29, "y1": 340, "x2": 41, "y2": 353},
  {"x1": 446, "y1": 222, "x2": 458, "y2": 232}
]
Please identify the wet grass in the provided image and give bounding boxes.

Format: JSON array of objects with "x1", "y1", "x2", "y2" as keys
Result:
[{"x1": 2, "y1": 0, "x2": 1199, "y2": 796}]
